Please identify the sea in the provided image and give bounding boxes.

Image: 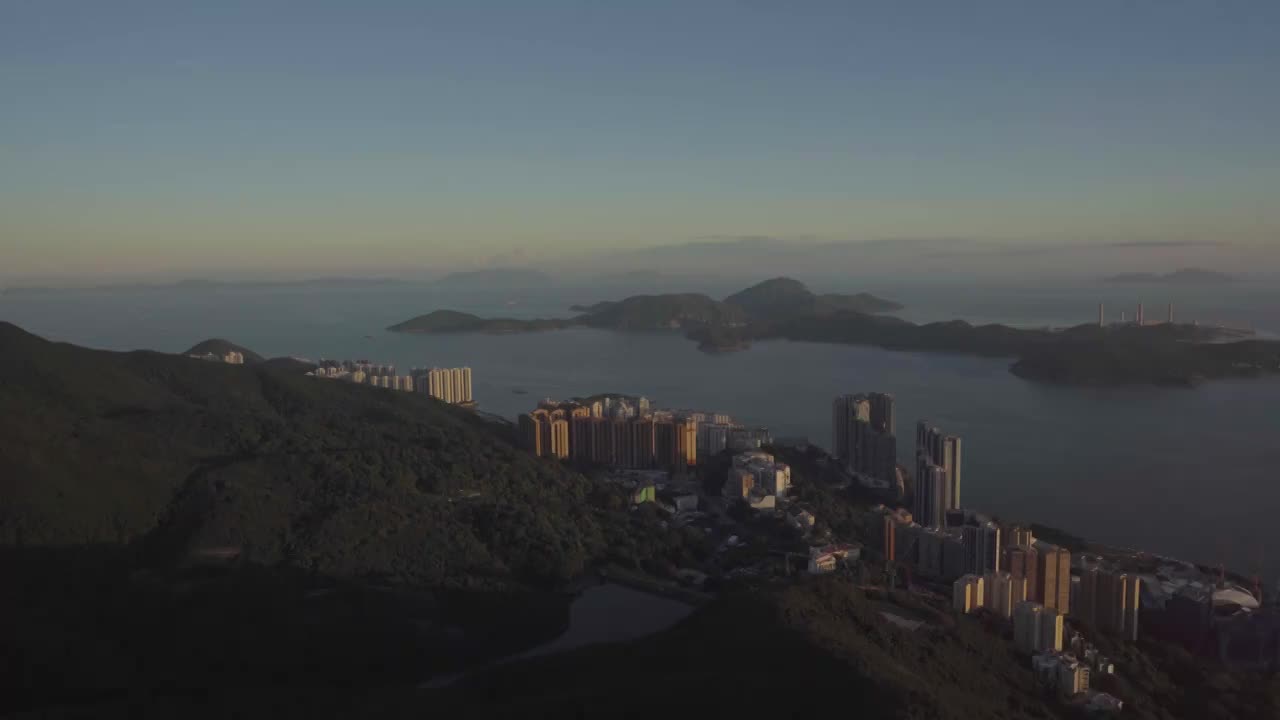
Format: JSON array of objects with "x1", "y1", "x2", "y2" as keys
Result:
[{"x1": 4, "y1": 277, "x2": 1279, "y2": 579}]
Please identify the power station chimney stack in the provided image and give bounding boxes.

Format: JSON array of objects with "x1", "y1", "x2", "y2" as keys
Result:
[
  {"x1": 1098, "y1": 303, "x2": 1105, "y2": 327},
  {"x1": 1137, "y1": 303, "x2": 1144, "y2": 326},
  {"x1": 1168, "y1": 303, "x2": 1174, "y2": 324}
]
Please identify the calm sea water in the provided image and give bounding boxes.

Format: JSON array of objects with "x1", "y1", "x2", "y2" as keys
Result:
[{"x1": 4, "y1": 280, "x2": 1279, "y2": 578}]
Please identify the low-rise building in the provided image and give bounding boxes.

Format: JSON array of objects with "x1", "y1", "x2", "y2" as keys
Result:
[
  {"x1": 723, "y1": 468, "x2": 755, "y2": 500},
  {"x1": 1032, "y1": 652, "x2": 1090, "y2": 697},
  {"x1": 808, "y1": 543, "x2": 858, "y2": 574},
  {"x1": 790, "y1": 509, "x2": 816, "y2": 532},
  {"x1": 1085, "y1": 693, "x2": 1124, "y2": 714},
  {"x1": 730, "y1": 450, "x2": 791, "y2": 498},
  {"x1": 631, "y1": 484, "x2": 656, "y2": 505},
  {"x1": 672, "y1": 494, "x2": 699, "y2": 513}
]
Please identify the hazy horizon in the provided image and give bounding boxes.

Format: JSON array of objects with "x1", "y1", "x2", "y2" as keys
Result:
[
  {"x1": 4, "y1": 235, "x2": 1277, "y2": 289},
  {"x1": 4, "y1": 2, "x2": 1278, "y2": 281}
]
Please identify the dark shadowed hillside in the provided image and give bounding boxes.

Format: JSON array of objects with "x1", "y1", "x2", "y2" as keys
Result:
[
  {"x1": 0, "y1": 321, "x2": 608, "y2": 584},
  {"x1": 434, "y1": 578, "x2": 1280, "y2": 720},
  {"x1": 0, "y1": 322, "x2": 713, "y2": 710}
]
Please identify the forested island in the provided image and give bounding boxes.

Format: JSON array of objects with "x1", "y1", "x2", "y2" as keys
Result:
[
  {"x1": 183, "y1": 338, "x2": 265, "y2": 363},
  {"x1": 388, "y1": 309, "x2": 574, "y2": 334},
  {"x1": 389, "y1": 277, "x2": 1280, "y2": 386}
]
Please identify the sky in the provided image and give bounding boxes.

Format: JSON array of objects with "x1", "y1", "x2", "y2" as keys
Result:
[{"x1": 2, "y1": 1, "x2": 1279, "y2": 282}]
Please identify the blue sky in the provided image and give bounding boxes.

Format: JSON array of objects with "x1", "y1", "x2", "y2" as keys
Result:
[{"x1": 2, "y1": 1, "x2": 1278, "y2": 280}]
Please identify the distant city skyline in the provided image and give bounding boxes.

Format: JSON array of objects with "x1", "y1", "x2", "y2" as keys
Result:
[{"x1": 3, "y1": 2, "x2": 1279, "y2": 281}]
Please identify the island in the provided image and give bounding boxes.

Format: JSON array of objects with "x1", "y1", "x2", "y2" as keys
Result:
[
  {"x1": 1104, "y1": 268, "x2": 1235, "y2": 285},
  {"x1": 183, "y1": 338, "x2": 265, "y2": 363},
  {"x1": 387, "y1": 309, "x2": 574, "y2": 334},
  {"x1": 387, "y1": 277, "x2": 1280, "y2": 386},
  {"x1": 723, "y1": 276, "x2": 903, "y2": 318},
  {"x1": 399, "y1": 278, "x2": 898, "y2": 334}
]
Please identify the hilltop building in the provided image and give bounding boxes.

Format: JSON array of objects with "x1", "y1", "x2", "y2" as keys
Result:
[
  {"x1": 730, "y1": 450, "x2": 791, "y2": 497},
  {"x1": 190, "y1": 351, "x2": 245, "y2": 364},
  {"x1": 1032, "y1": 653, "x2": 1091, "y2": 697},
  {"x1": 808, "y1": 543, "x2": 858, "y2": 574}
]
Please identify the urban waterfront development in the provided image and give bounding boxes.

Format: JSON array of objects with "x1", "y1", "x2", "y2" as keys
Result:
[
  {"x1": 13, "y1": 280, "x2": 1280, "y2": 582},
  {"x1": 285, "y1": 346, "x2": 1275, "y2": 711}
]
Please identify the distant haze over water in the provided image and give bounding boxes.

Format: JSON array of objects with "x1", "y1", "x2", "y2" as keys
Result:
[{"x1": 4, "y1": 279, "x2": 1278, "y2": 578}]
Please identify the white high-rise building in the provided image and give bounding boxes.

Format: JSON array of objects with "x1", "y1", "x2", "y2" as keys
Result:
[{"x1": 420, "y1": 367, "x2": 473, "y2": 405}]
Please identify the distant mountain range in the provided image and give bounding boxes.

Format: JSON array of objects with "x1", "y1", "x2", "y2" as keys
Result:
[
  {"x1": 391, "y1": 277, "x2": 901, "y2": 335},
  {"x1": 432, "y1": 268, "x2": 554, "y2": 289},
  {"x1": 1104, "y1": 268, "x2": 1235, "y2": 284},
  {"x1": 388, "y1": 276, "x2": 1280, "y2": 386}
]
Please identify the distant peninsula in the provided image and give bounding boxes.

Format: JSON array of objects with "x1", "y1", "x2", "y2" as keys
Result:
[
  {"x1": 387, "y1": 277, "x2": 1280, "y2": 386},
  {"x1": 1104, "y1": 268, "x2": 1235, "y2": 285}
]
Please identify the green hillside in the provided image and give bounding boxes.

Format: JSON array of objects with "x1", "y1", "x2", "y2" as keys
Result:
[
  {"x1": 1, "y1": 322, "x2": 716, "y2": 706},
  {"x1": 0, "y1": 321, "x2": 605, "y2": 585}
]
